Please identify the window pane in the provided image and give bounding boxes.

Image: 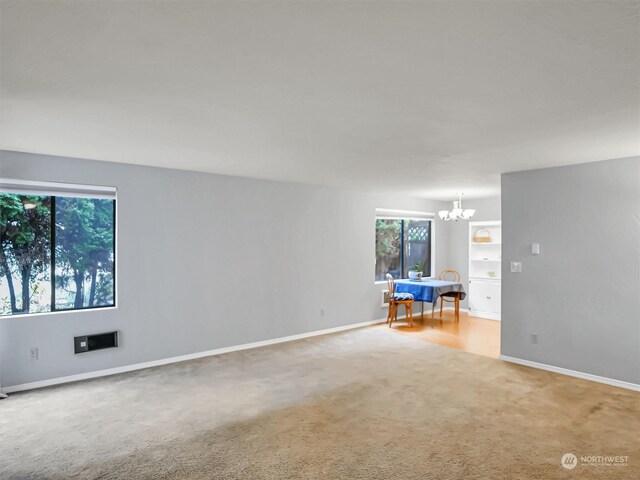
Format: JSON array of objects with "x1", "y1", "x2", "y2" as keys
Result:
[
  {"x1": 54, "y1": 197, "x2": 115, "y2": 310},
  {"x1": 375, "y1": 219, "x2": 402, "y2": 281},
  {"x1": 0, "y1": 193, "x2": 51, "y2": 316},
  {"x1": 403, "y1": 220, "x2": 431, "y2": 278}
]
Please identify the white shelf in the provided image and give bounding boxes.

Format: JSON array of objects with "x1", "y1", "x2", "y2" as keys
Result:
[{"x1": 469, "y1": 221, "x2": 502, "y2": 320}]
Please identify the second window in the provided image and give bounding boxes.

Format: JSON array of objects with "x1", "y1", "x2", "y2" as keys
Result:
[{"x1": 375, "y1": 217, "x2": 432, "y2": 281}]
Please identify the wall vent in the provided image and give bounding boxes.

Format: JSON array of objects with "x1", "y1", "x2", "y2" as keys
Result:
[
  {"x1": 381, "y1": 289, "x2": 390, "y2": 308},
  {"x1": 74, "y1": 331, "x2": 118, "y2": 354}
]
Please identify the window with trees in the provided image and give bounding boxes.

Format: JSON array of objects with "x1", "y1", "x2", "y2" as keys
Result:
[
  {"x1": 0, "y1": 182, "x2": 116, "y2": 316},
  {"x1": 375, "y1": 216, "x2": 432, "y2": 281}
]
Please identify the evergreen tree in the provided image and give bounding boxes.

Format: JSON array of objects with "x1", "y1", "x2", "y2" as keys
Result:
[
  {"x1": 55, "y1": 198, "x2": 114, "y2": 308},
  {"x1": 0, "y1": 194, "x2": 51, "y2": 313}
]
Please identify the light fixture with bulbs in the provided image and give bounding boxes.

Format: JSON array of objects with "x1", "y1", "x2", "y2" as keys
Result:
[{"x1": 438, "y1": 193, "x2": 475, "y2": 222}]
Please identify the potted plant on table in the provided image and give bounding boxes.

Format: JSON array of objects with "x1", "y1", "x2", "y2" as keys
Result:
[{"x1": 408, "y1": 262, "x2": 423, "y2": 281}]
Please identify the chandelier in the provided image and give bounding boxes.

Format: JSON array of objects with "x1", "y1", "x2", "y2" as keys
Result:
[{"x1": 438, "y1": 193, "x2": 475, "y2": 221}]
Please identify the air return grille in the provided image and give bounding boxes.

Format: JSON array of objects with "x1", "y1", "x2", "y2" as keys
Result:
[{"x1": 74, "y1": 331, "x2": 118, "y2": 354}]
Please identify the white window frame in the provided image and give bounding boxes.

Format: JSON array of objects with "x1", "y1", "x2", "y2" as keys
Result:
[{"x1": 0, "y1": 178, "x2": 118, "y2": 318}]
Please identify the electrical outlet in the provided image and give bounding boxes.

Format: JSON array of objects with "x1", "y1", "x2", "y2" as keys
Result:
[
  {"x1": 510, "y1": 261, "x2": 522, "y2": 273},
  {"x1": 29, "y1": 347, "x2": 38, "y2": 360},
  {"x1": 530, "y1": 333, "x2": 538, "y2": 344}
]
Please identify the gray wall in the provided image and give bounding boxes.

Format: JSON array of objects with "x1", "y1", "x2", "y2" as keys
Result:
[
  {"x1": 444, "y1": 197, "x2": 501, "y2": 310},
  {"x1": 0, "y1": 150, "x2": 452, "y2": 388},
  {"x1": 501, "y1": 156, "x2": 640, "y2": 384}
]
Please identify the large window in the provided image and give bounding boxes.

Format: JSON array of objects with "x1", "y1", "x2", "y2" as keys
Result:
[
  {"x1": 0, "y1": 182, "x2": 116, "y2": 316},
  {"x1": 375, "y1": 216, "x2": 432, "y2": 281}
]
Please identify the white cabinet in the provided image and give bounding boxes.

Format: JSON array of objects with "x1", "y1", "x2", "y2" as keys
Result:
[
  {"x1": 468, "y1": 278, "x2": 501, "y2": 319},
  {"x1": 468, "y1": 221, "x2": 501, "y2": 320}
]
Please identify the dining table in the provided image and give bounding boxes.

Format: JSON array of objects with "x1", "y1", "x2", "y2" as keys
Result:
[{"x1": 394, "y1": 278, "x2": 466, "y2": 322}]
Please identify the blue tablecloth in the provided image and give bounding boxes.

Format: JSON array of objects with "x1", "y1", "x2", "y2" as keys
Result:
[{"x1": 394, "y1": 279, "x2": 466, "y2": 306}]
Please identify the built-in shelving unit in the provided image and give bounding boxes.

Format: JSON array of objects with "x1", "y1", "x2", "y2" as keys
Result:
[{"x1": 468, "y1": 220, "x2": 501, "y2": 320}]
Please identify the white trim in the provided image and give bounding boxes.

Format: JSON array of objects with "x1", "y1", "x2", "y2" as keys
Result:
[
  {"x1": 0, "y1": 305, "x2": 117, "y2": 320},
  {"x1": 375, "y1": 208, "x2": 434, "y2": 220},
  {"x1": 2, "y1": 318, "x2": 387, "y2": 394},
  {"x1": 467, "y1": 309, "x2": 500, "y2": 320},
  {"x1": 0, "y1": 178, "x2": 116, "y2": 199},
  {"x1": 469, "y1": 220, "x2": 502, "y2": 227},
  {"x1": 499, "y1": 355, "x2": 640, "y2": 392},
  {"x1": 469, "y1": 276, "x2": 501, "y2": 282}
]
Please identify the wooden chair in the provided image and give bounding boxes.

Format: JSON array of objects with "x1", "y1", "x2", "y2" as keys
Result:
[
  {"x1": 386, "y1": 274, "x2": 414, "y2": 327},
  {"x1": 433, "y1": 269, "x2": 461, "y2": 322}
]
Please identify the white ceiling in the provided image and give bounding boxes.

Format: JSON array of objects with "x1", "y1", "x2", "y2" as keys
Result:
[{"x1": 1, "y1": 1, "x2": 638, "y2": 200}]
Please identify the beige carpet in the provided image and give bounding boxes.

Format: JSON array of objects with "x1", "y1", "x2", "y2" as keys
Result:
[{"x1": 1, "y1": 326, "x2": 638, "y2": 479}]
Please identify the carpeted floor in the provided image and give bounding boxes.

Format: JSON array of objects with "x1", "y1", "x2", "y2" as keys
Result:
[{"x1": 1, "y1": 327, "x2": 638, "y2": 479}]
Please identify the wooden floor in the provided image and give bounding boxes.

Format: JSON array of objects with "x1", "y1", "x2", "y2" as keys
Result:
[{"x1": 382, "y1": 309, "x2": 500, "y2": 358}]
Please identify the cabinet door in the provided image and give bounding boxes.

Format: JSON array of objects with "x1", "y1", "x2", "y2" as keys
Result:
[{"x1": 469, "y1": 280, "x2": 501, "y2": 315}]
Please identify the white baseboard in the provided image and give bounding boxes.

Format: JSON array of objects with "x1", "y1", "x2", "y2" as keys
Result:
[
  {"x1": 2, "y1": 318, "x2": 386, "y2": 394},
  {"x1": 467, "y1": 310, "x2": 500, "y2": 320},
  {"x1": 499, "y1": 355, "x2": 640, "y2": 392},
  {"x1": 17, "y1": 316, "x2": 634, "y2": 394}
]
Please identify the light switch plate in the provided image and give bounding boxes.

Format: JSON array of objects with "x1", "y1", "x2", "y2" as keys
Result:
[
  {"x1": 531, "y1": 243, "x2": 540, "y2": 255},
  {"x1": 510, "y1": 261, "x2": 522, "y2": 273}
]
